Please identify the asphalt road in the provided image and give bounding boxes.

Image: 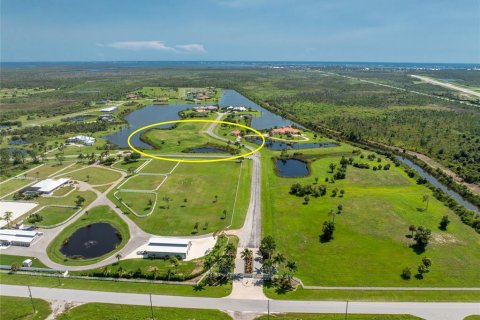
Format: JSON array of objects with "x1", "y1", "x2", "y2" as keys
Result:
[{"x1": 2, "y1": 284, "x2": 479, "y2": 320}]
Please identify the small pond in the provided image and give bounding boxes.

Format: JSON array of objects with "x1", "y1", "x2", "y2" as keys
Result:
[
  {"x1": 275, "y1": 158, "x2": 309, "y2": 177},
  {"x1": 60, "y1": 223, "x2": 122, "y2": 259},
  {"x1": 248, "y1": 137, "x2": 338, "y2": 150}
]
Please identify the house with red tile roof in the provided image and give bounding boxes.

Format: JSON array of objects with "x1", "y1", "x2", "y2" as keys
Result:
[
  {"x1": 270, "y1": 126, "x2": 300, "y2": 135},
  {"x1": 231, "y1": 129, "x2": 241, "y2": 136}
]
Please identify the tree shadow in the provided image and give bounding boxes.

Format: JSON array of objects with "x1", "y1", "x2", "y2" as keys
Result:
[
  {"x1": 416, "y1": 207, "x2": 425, "y2": 212},
  {"x1": 415, "y1": 274, "x2": 424, "y2": 280},
  {"x1": 410, "y1": 243, "x2": 426, "y2": 255},
  {"x1": 319, "y1": 234, "x2": 333, "y2": 243}
]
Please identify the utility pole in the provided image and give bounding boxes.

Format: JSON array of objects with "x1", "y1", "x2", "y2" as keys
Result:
[
  {"x1": 149, "y1": 293, "x2": 154, "y2": 319},
  {"x1": 27, "y1": 285, "x2": 36, "y2": 314},
  {"x1": 344, "y1": 300, "x2": 349, "y2": 320},
  {"x1": 267, "y1": 299, "x2": 270, "y2": 319}
]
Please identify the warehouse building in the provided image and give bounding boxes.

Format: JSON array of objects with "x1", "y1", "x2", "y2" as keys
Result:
[
  {"x1": 145, "y1": 237, "x2": 192, "y2": 260},
  {"x1": 0, "y1": 229, "x2": 41, "y2": 247}
]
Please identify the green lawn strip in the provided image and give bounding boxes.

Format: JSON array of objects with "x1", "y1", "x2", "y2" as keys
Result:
[
  {"x1": 464, "y1": 316, "x2": 480, "y2": 320},
  {"x1": 263, "y1": 286, "x2": 480, "y2": 302},
  {"x1": 139, "y1": 159, "x2": 178, "y2": 174},
  {"x1": 36, "y1": 206, "x2": 78, "y2": 227},
  {"x1": 255, "y1": 313, "x2": 422, "y2": 320},
  {"x1": 120, "y1": 174, "x2": 166, "y2": 191},
  {"x1": 57, "y1": 166, "x2": 122, "y2": 185},
  {"x1": 23, "y1": 162, "x2": 75, "y2": 179},
  {"x1": 0, "y1": 179, "x2": 34, "y2": 197},
  {"x1": 0, "y1": 273, "x2": 231, "y2": 297},
  {"x1": 112, "y1": 159, "x2": 148, "y2": 172},
  {"x1": 230, "y1": 159, "x2": 253, "y2": 229},
  {"x1": 110, "y1": 161, "x2": 249, "y2": 235},
  {"x1": 262, "y1": 146, "x2": 480, "y2": 287},
  {"x1": 51, "y1": 186, "x2": 75, "y2": 196},
  {"x1": 0, "y1": 255, "x2": 47, "y2": 268},
  {"x1": 46, "y1": 205, "x2": 130, "y2": 266},
  {"x1": 114, "y1": 191, "x2": 156, "y2": 216},
  {"x1": 0, "y1": 296, "x2": 51, "y2": 320},
  {"x1": 56, "y1": 302, "x2": 231, "y2": 320}
]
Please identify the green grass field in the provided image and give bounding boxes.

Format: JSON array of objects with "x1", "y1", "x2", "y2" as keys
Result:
[
  {"x1": 255, "y1": 314, "x2": 422, "y2": 320},
  {"x1": 110, "y1": 160, "x2": 251, "y2": 235},
  {"x1": 0, "y1": 273, "x2": 232, "y2": 297},
  {"x1": 51, "y1": 186, "x2": 75, "y2": 196},
  {"x1": 47, "y1": 205, "x2": 130, "y2": 266},
  {"x1": 55, "y1": 302, "x2": 231, "y2": 320},
  {"x1": 112, "y1": 159, "x2": 148, "y2": 172},
  {"x1": 0, "y1": 296, "x2": 51, "y2": 320},
  {"x1": 139, "y1": 159, "x2": 178, "y2": 174},
  {"x1": 0, "y1": 255, "x2": 46, "y2": 268},
  {"x1": 262, "y1": 146, "x2": 480, "y2": 288},
  {"x1": 120, "y1": 174, "x2": 166, "y2": 191},
  {"x1": 140, "y1": 120, "x2": 237, "y2": 154},
  {"x1": 0, "y1": 179, "x2": 34, "y2": 198},
  {"x1": 58, "y1": 166, "x2": 122, "y2": 185},
  {"x1": 36, "y1": 206, "x2": 78, "y2": 227}
]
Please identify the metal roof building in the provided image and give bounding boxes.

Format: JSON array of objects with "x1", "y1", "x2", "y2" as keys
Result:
[
  {"x1": 26, "y1": 178, "x2": 70, "y2": 194},
  {"x1": 0, "y1": 229, "x2": 41, "y2": 247},
  {"x1": 145, "y1": 237, "x2": 192, "y2": 260}
]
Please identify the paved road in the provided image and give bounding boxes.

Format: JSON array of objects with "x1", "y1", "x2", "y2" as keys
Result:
[
  {"x1": 411, "y1": 75, "x2": 480, "y2": 98},
  {"x1": 205, "y1": 113, "x2": 262, "y2": 248},
  {"x1": 2, "y1": 285, "x2": 479, "y2": 320}
]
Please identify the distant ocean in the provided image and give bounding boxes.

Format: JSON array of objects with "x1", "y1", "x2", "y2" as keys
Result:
[{"x1": 1, "y1": 61, "x2": 479, "y2": 70}]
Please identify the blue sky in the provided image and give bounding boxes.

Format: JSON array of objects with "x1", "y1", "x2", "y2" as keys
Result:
[{"x1": 1, "y1": 0, "x2": 479, "y2": 62}]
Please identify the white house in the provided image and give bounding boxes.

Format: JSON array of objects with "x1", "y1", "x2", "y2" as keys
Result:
[
  {"x1": 25, "y1": 178, "x2": 70, "y2": 195},
  {"x1": 0, "y1": 229, "x2": 41, "y2": 247},
  {"x1": 100, "y1": 106, "x2": 117, "y2": 112},
  {"x1": 67, "y1": 135, "x2": 95, "y2": 146},
  {"x1": 145, "y1": 237, "x2": 192, "y2": 260},
  {"x1": 227, "y1": 106, "x2": 248, "y2": 112}
]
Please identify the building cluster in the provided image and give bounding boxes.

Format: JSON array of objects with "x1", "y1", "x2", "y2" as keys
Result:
[
  {"x1": 186, "y1": 88, "x2": 215, "y2": 101},
  {"x1": 67, "y1": 135, "x2": 96, "y2": 146},
  {"x1": 270, "y1": 126, "x2": 300, "y2": 135},
  {"x1": 98, "y1": 114, "x2": 115, "y2": 122},
  {"x1": 100, "y1": 106, "x2": 117, "y2": 112},
  {"x1": 192, "y1": 105, "x2": 218, "y2": 112},
  {"x1": 226, "y1": 106, "x2": 248, "y2": 112},
  {"x1": 0, "y1": 229, "x2": 41, "y2": 247}
]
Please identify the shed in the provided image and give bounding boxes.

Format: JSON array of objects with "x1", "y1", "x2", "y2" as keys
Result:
[{"x1": 145, "y1": 237, "x2": 191, "y2": 260}]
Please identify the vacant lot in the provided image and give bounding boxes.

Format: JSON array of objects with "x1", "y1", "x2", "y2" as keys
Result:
[
  {"x1": 36, "y1": 206, "x2": 78, "y2": 227},
  {"x1": 120, "y1": 174, "x2": 166, "y2": 191},
  {"x1": 58, "y1": 166, "x2": 122, "y2": 185},
  {"x1": 111, "y1": 160, "x2": 251, "y2": 235},
  {"x1": 0, "y1": 296, "x2": 51, "y2": 320},
  {"x1": 262, "y1": 146, "x2": 480, "y2": 287}
]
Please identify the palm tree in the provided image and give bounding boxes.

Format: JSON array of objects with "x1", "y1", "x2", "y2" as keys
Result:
[
  {"x1": 262, "y1": 258, "x2": 273, "y2": 276},
  {"x1": 150, "y1": 266, "x2": 159, "y2": 280},
  {"x1": 166, "y1": 268, "x2": 174, "y2": 281},
  {"x1": 3, "y1": 211, "x2": 13, "y2": 228},
  {"x1": 259, "y1": 236, "x2": 276, "y2": 259},
  {"x1": 286, "y1": 260, "x2": 298, "y2": 282},
  {"x1": 225, "y1": 243, "x2": 236, "y2": 258},
  {"x1": 240, "y1": 248, "x2": 253, "y2": 261},
  {"x1": 115, "y1": 253, "x2": 122, "y2": 264},
  {"x1": 169, "y1": 256, "x2": 179, "y2": 273},
  {"x1": 273, "y1": 253, "x2": 286, "y2": 270}
]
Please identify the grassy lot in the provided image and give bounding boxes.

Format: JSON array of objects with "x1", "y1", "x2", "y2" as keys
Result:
[
  {"x1": 0, "y1": 273, "x2": 232, "y2": 297},
  {"x1": 51, "y1": 186, "x2": 75, "y2": 196},
  {"x1": 140, "y1": 120, "x2": 238, "y2": 154},
  {"x1": 57, "y1": 166, "x2": 122, "y2": 185},
  {"x1": 36, "y1": 206, "x2": 78, "y2": 227},
  {"x1": 110, "y1": 160, "x2": 251, "y2": 235},
  {"x1": 120, "y1": 174, "x2": 166, "y2": 191},
  {"x1": 0, "y1": 255, "x2": 47, "y2": 268},
  {"x1": 23, "y1": 162, "x2": 76, "y2": 179},
  {"x1": 263, "y1": 286, "x2": 480, "y2": 302},
  {"x1": 0, "y1": 179, "x2": 34, "y2": 198},
  {"x1": 139, "y1": 159, "x2": 178, "y2": 174},
  {"x1": 115, "y1": 191, "x2": 156, "y2": 215},
  {"x1": 47, "y1": 205, "x2": 130, "y2": 266},
  {"x1": 256, "y1": 314, "x2": 422, "y2": 320},
  {"x1": 56, "y1": 302, "x2": 232, "y2": 320},
  {"x1": 262, "y1": 145, "x2": 480, "y2": 288},
  {"x1": 0, "y1": 296, "x2": 51, "y2": 320},
  {"x1": 0, "y1": 87, "x2": 56, "y2": 99},
  {"x1": 112, "y1": 159, "x2": 148, "y2": 172}
]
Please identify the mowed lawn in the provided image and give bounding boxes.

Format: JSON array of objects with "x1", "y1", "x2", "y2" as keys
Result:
[
  {"x1": 55, "y1": 302, "x2": 231, "y2": 320},
  {"x1": 0, "y1": 178, "x2": 34, "y2": 198},
  {"x1": 0, "y1": 255, "x2": 46, "y2": 268},
  {"x1": 0, "y1": 296, "x2": 51, "y2": 320},
  {"x1": 58, "y1": 166, "x2": 122, "y2": 185},
  {"x1": 112, "y1": 159, "x2": 148, "y2": 172},
  {"x1": 37, "y1": 206, "x2": 78, "y2": 227},
  {"x1": 262, "y1": 148, "x2": 480, "y2": 287},
  {"x1": 140, "y1": 159, "x2": 178, "y2": 174},
  {"x1": 120, "y1": 174, "x2": 166, "y2": 191},
  {"x1": 140, "y1": 121, "x2": 233, "y2": 153},
  {"x1": 112, "y1": 161, "x2": 251, "y2": 235}
]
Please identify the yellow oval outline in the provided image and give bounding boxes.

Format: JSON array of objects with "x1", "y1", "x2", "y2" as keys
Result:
[{"x1": 127, "y1": 119, "x2": 265, "y2": 163}]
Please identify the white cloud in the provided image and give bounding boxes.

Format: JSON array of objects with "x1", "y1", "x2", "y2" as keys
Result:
[
  {"x1": 102, "y1": 41, "x2": 206, "y2": 54},
  {"x1": 175, "y1": 44, "x2": 206, "y2": 53}
]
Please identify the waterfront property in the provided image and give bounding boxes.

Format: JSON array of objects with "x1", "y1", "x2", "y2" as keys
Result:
[
  {"x1": 0, "y1": 229, "x2": 41, "y2": 247},
  {"x1": 193, "y1": 105, "x2": 218, "y2": 112},
  {"x1": 270, "y1": 126, "x2": 300, "y2": 135},
  {"x1": 227, "y1": 106, "x2": 248, "y2": 112},
  {"x1": 145, "y1": 237, "x2": 192, "y2": 259},
  {"x1": 67, "y1": 135, "x2": 96, "y2": 146},
  {"x1": 100, "y1": 106, "x2": 117, "y2": 112}
]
